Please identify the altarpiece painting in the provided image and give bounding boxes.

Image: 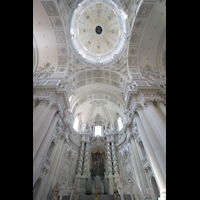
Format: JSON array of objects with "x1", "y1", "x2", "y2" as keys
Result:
[{"x1": 91, "y1": 151, "x2": 105, "y2": 179}]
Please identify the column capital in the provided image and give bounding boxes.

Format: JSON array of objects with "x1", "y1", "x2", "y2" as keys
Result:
[
  {"x1": 131, "y1": 111, "x2": 139, "y2": 119},
  {"x1": 55, "y1": 110, "x2": 61, "y2": 118},
  {"x1": 134, "y1": 103, "x2": 144, "y2": 112},
  {"x1": 39, "y1": 99, "x2": 49, "y2": 106},
  {"x1": 50, "y1": 103, "x2": 58, "y2": 111},
  {"x1": 143, "y1": 99, "x2": 154, "y2": 108},
  {"x1": 154, "y1": 99, "x2": 165, "y2": 106},
  {"x1": 33, "y1": 98, "x2": 40, "y2": 105}
]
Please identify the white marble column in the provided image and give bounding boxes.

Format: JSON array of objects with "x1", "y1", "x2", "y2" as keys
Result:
[
  {"x1": 134, "y1": 113, "x2": 166, "y2": 200},
  {"x1": 33, "y1": 104, "x2": 58, "y2": 159},
  {"x1": 33, "y1": 100, "x2": 49, "y2": 134},
  {"x1": 40, "y1": 136, "x2": 65, "y2": 200},
  {"x1": 33, "y1": 111, "x2": 60, "y2": 185},
  {"x1": 106, "y1": 142, "x2": 113, "y2": 176},
  {"x1": 136, "y1": 105, "x2": 166, "y2": 180},
  {"x1": 33, "y1": 99, "x2": 39, "y2": 112},
  {"x1": 82, "y1": 142, "x2": 90, "y2": 176},
  {"x1": 129, "y1": 132, "x2": 151, "y2": 199},
  {"x1": 111, "y1": 141, "x2": 119, "y2": 175},
  {"x1": 76, "y1": 141, "x2": 85, "y2": 175},
  {"x1": 155, "y1": 100, "x2": 166, "y2": 117},
  {"x1": 142, "y1": 100, "x2": 166, "y2": 154}
]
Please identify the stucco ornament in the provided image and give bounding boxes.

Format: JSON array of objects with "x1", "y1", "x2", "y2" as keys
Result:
[
  {"x1": 72, "y1": 183, "x2": 80, "y2": 200},
  {"x1": 33, "y1": 62, "x2": 54, "y2": 81},
  {"x1": 50, "y1": 182, "x2": 61, "y2": 200},
  {"x1": 141, "y1": 65, "x2": 166, "y2": 89}
]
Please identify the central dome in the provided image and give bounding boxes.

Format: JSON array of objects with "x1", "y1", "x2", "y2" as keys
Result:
[{"x1": 70, "y1": 0, "x2": 127, "y2": 65}]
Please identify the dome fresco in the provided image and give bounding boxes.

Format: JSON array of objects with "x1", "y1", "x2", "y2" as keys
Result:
[{"x1": 70, "y1": 0, "x2": 127, "y2": 65}]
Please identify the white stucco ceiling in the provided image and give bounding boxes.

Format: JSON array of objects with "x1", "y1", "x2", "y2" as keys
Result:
[
  {"x1": 137, "y1": 1, "x2": 166, "y2": 72},
  {"x1": 33, "y1": 0, "x2": 58, "y2": 71},
  {"x1": 33, "y1": 0, "x2": 166, "y2": 132},
  {"x1": 69, "y1": 0, "x2": 128, "y2": 65}
]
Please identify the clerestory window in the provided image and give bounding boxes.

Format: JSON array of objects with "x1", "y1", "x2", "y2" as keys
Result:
[
  {"x1": 117, "y1": 116, "x2": 123, "y2": 131},
  {"x1": 73, "y1": 117, "x2": 79, "y2": 132},
  {"x1": 95, "y1": 125, "x2": 102, "y2": 136}
]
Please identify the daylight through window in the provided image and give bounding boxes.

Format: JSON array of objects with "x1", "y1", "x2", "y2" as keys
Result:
[
  {"x1": 95, "y1": 126, "x2": 101, "y2": 136},
  {"x1": 73, "y1": 117, "x2": 79, "y2": 132}
]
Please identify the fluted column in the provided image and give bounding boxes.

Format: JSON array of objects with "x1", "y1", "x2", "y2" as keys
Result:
[
  {"x1": 127, "y1": 125, "x2": 150, "y2": 199},
  {"x1": 40, "y1": 136, "x2": 65, "y2": 200},
  {"x1": 111, "y1": 141, "x2": 119, "y2": 175},
  {"x1": 106, "y1": 142, "x2": 113, "y2": 176},
  {"x1": 82, "y1": 142, "x2": 90, "y2": 176},
  {"x1": 76, "y1": 141, "x2": 85, "y2": 175},
  {"x1": 142, "y1": 100, "x2": 166, "y2": 154},
  {"x1": 33, "y1": 104, "x2": 58, "y2": 159},
  {"x1": 155, "y1": 100, "x2": 166, "y2": 117},
  {"x1": 136, "y1": 105, "x2": 166, "y2": 180},
  {"x1": 134, "y1": 112, "x2": 166, "y2": 199},
  {"x1": 33, "y1": 111, "x2": 60, "y2": 185},
  {"x1": 33, "y1": 100, "x2": 49, "y2": 135},
  {"x1": 129, "y1": 134, "x2": 151, "y2": 199},
  {"x1": 33, "y1": 99, "x2": 39, "y2": 112}
]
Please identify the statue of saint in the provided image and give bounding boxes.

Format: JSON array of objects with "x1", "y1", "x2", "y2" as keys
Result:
[
  {"x1": 72, "y1": 183, "x2": 80, "y2": 200},
  {"x1": 50, "y1": 182, "x2": 60, "y2": 200},
  {"x1": 113, "y1": 183, "x2": 120, "y2": 200}
]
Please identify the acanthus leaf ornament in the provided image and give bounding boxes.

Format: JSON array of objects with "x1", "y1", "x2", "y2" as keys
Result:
[
  {"x1": 140, "y1": 65, "x2": 166, "y2": 89},
  {"x1": 33, "y1": 62, "x2": 55, "y2": 82}
]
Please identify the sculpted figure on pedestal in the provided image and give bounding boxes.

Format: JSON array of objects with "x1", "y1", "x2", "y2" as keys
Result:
[
  {"x1": 72, "y1": 183, "x2": 80, "y2": 200},
  {"x1": 50, "y1": 182, "x2": 61, "y2": 200},
  {"x1": 113, "y1": 183, "x2": 120, "y2": 200},
  {"x1": 141, "y1": 65, "x2": 166, "y2": 88}
]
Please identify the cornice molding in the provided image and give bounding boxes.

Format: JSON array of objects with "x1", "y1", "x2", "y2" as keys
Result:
[
  {"x1": 33, "y1": 85, "x2": 70, "y2": 110},
  {"x1": 115, "y1": 133, "x2": 126, "y2": 147},
  {"x1": 125, "y1": 84, "x2": 163, "y2": 110}
]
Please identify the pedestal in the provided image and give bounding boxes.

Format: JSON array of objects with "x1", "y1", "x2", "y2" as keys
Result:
[
  {"x1": 74, "y1": 175, "x2": 87, "y2": 195},
  {"x1": 108, "y1": 176, "x2": 114, "y2": 194}
]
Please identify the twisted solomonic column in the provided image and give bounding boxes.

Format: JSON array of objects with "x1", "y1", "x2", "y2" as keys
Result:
[
  {"x1": 106, "y1": 142, "x2": 113, "y2": 176},
  {"x1": 111, "y1": 141, "x2": 119, "y2": 175},
  {"x1": 82, "y1": 142, "x2": 90, "y2": 176},
  {"x1": 76, "y1": 141, "x2": 85, "y2": 175}
]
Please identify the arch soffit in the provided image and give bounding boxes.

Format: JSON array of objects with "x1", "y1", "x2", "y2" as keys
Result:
[
  {"x1": 71, "y1": 92, "x2": 124, "y2": 116},
  {"x1": 128, "y1": 1, "x2": 165, "y2": 76},
  {"x1": 156, "y1": 28, "x2": 166, "y2": 76},
  {"x1": 68, "y1": 69, "x2": 128, "y2": 94},
  {"x1": 36, "y1": 0, "x2": 69, "y2": 74}
]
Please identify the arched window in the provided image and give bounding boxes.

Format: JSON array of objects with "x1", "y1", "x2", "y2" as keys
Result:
[
  {"x1": 73, "y1": 116, "x2": 79, "y2": 132},
  {"x1": 95, "y1": 125, "x2": 102, "y2": 136},
  {"x1": 117, "y1": 116, "x2": 123, "y2": 131}
]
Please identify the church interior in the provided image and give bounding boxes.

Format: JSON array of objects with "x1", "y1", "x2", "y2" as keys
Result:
[{"x1": 33, "y1": 0, "x2": 166, "y2": 200}]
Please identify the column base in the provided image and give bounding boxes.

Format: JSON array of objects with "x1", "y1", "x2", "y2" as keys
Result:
[{"x1": 108, "y1": 177, "x2": 114, "y2": 194}]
